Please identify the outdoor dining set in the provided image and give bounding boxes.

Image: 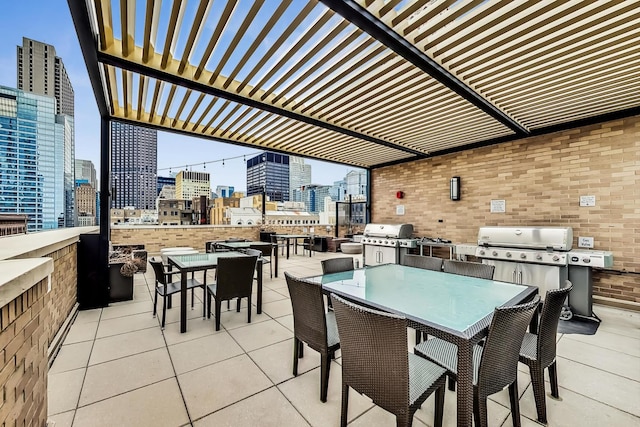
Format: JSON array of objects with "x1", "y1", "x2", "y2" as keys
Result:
[{"x1": 146, "y1": 240, "x2": 571, "y2": 427}]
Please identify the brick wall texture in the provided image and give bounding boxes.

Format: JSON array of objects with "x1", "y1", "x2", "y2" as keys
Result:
[
  {"x1": 0, "y1": 243, "x2": 78, "y2": 426},
  {"x1": 371, "y1": 115, "x2": 639, "y2": 303}
]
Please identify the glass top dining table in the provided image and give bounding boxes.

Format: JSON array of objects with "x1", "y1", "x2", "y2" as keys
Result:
[
  {"x1": 306, "y1": 263, "x2": 538, "y2": 427},
  {"x1": 217, "y1": 241, "x2": 279, "y2": 278}
]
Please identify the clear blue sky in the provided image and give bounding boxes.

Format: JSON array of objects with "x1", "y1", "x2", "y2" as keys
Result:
[{"x1": 0, "y1": 1, "x2": 361, "y2": 191}]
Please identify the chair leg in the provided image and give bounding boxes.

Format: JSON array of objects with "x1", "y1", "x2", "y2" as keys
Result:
[
  {"x1": 191, "y1": 288, "x2": 195, "y2": 309},
  {"x1": 448, "y1": 375, "x2": 456, "y2": 392},
  {"x1": 207, "y1": 291, "x2": 212, "y2": 318},
  {"x1": 215, "y1": 299, "x2": 222, "y2": 331},
  {"x1": 236, "y1": 298, "x2": 241, "y2": 312},
  {"x1": 434, "y1": 383, "x2": 445, "y2": 427},
  {"x1": 153, "y1": 290, "x2": 158, "y2": 317},
  {"x1": 320, "y1": 353, "x2": 331, "y2": 402},
  {"x1": 549, "y1": 361, "x2": 559, "y2": 398},
  {"x1": 508, "y1": 379, "x2": 522, "y2": 427},
  {"x1": 529, "y1": 364, "x2": 548, "y2": 423},
  {"x1": 474, "y1": 390, "x2": 488, "y2": 427},
  {"x1": 415, "y1": 329, "x2": 422, "y2": 345},
  {"x1": 299, "y1": 342, "x2": 304, "y2": 358},
  {"x1": 247, "y1": 295, "x2": 252, "y2": 324},
  {"x1": 292, "y1": 338, "x2": 300, "y2": 376},
  {"x1": 161, "y1": 295, "x2": 167, "y2": 329},
  {"x1": 340, "y1": 383, "x2": 349, "y2": 427},
  {"x1": 396, "y1": 414, "x2": 411, "y2": 427},
  {"x1": 202, "y1": 287, "x2": 207, "y2": 318}
]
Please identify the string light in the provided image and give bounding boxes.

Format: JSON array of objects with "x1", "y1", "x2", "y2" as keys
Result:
[{"x1": 157, "y1": 151, "x2": 262, "y2": 173}]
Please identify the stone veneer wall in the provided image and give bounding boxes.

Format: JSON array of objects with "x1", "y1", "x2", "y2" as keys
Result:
[
  {"x1": 45, "y1": 244, "x2": 78, "y2": 343},
  {"x1": 0, "y1": 277, "x2": 49, "y2": 426},
  {"x1": 371, "y1": 115, "x2": 640, "y2": 305}
]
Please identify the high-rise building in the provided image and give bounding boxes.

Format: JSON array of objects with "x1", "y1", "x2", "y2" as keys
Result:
[
  {"x1": 215, "y1": 185, "x2": 235, "y2": 198},
  {"x1": 76, "y1": 159, "x2": 97, "y2": 189},
  {"x1": 289, "y1": 156, "x2": 311, "y2": 200},
  {"x1": 345, "y1": 170, "x2": 367, "y2": 200},
  {"x1": 110, "y1": 122, "x2": 157, "y2": 209},
  {"x1": 17, "y1": 37, "x2": 75, "y2": 117},
  {"x1": 75, "y1": 181, "x2": 96, "y2": 226},
  {"x1": 246, "y1": 152, "x2": 290, "y2": 202},
  {"x1": 17, "y1": 37, "x2": 76, "y2": 227},
  {"x1": 176, "y1": 171, "x2": 210, "y2": 200},
  {"x1": 330, "y1": 179, "x2": 347, "y2": 201},
  {"x1": 0, "y1": 86, "x2": 67, "y2": 231},
  {"x1": 293, "y1": 184, "x2": 332, "y2": 213},
  {"x1": 157, "y1": 175, "x2": 175, "y2": 195}
]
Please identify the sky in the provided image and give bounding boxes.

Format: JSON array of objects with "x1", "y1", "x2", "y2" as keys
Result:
[{"x1": 0, "y1": 0, "x2": 362, "y2": 192}]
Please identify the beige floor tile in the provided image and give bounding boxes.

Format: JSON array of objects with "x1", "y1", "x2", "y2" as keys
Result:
[
  {"x1": 47, "y1": 410, "x2": 75, "y2": 427},
  {"x1": 518, "y1": 382, "x2": 640, "y2": 426},
  {"x1": 95, "y1": 311, "x2": 159, "y2": 338},
  {"x1": 278, "y1": 362, "x2": 374, "y2": 427},
  {"x1": 258, "y1": 289, "x2": 289, "y2": 304},
  {"x1": 261, "y1": 299, "x2": 293, "y2": 318},
  {"x1": 73, "y1": 378, "x2": 189, "y2": 427},
  {"x1": 556, "y1": 357, "x2": 640, "y2": 416},
  {"x1": 162, "y1": 315, "x2": 217, "y2": 346},
  {"x1": 100, "y1": 301, "x2": 152, "y2": 320},
  {"x1": 349, "y1": 405, "x2": 429, "y2": 427},
  {"x1": 63, "y1": 321, "x2": 98, "y2": 344},
  {"x1": 558, "y1": 335, "x2": 640, "y2": 381},
  {"x1": 74, "y1": 309, "x2": 101, "y2": 324},
  {"x1": 595, "y1": 305, "x2": 640, "y2": 339},
  {"x1": 220, "y1": 305, "x2": 269, "y2": 330},
  {"x1": 162, "y1": 301, "x2": 207, "y2": 325},
  {"x1": 248, "y1": 339, "x2": 320, "y2": 384},
  {"x1": 228, "y1": 319, "x2": 293, "y2": 352},
  {"x1": 178, "y1": 354, "x2": 272, "y2": 420},
  {"x1": 275, "y1": 314, "x2": 294, "y2": 332},
  {"x1": 414, "y1": 387, "x2": 510, "y2": 427},
  {"x1": 48, "y1": 368, "x2": 85, "y2": 415},
  {"x1": 79, "y1": 347, "x2": 174, "y2": 406},
  {"x1": 193, "y1": 387, "x2": 310, "y2": 427},
  {"x1": 168, "y1": 331, "x2": 244, "y2": 375},
  {"x1": 563, "y1": 328, "x2": 640, "y2": 357},
  {"x1": 89, "y1": 328, "x2": 165, "y2": 365},
  {"x1": 49, "y1": 341, "x2": 93, "y2": 374},
  {"x1": 273, "y1": 286, "x2": 290, "y2": 298}
]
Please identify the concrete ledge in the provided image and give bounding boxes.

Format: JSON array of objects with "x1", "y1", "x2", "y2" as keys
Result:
[
  {"x1": 0, "y1": 258, "x2": 54, "y2": 309},
  {"x1": 0, "y1": 226, "x2": 98, "y2": 261}
]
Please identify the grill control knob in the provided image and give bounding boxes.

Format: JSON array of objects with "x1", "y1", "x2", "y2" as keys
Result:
[
  {"x1": 582, "y1": 258, "x2": 591, "y2": 263},
  {"x1": 479, "y1": 250, "x2": 485, "y2": 256},
  {"x1": 520, "y1": 253, "x2": 527, "y2": 259},
  {"x1": 506, "y1": 252, "x2": 512, "y2": 258},
  {"x1": 536, "y1": 254, "x2": 543, "y2": 261},
  {"x1": 552, "y1": 255, "x2": 560, "y2": 261},
  {"x1": 492, "y1": 251, "x2": 498, "y2": 256}
]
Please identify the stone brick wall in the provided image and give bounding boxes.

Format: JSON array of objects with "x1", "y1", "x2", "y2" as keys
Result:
[
  {"x1": 45, "y1": 244, "x2": 78, "y2": 343},
  {"x1": 0, "y1": 277, "x2": 49, "y2": 426},
  {"x1": 371, "y1": 115, "x2": 640, "y2": 304}
]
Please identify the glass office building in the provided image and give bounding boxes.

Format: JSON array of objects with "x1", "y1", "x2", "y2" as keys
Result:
[
  {"x1": 246, "y1": 152, "x2": 290, "y2": 202},
  {"x1": 0, "y1": 87, "x2": 66, "y2": 231}
]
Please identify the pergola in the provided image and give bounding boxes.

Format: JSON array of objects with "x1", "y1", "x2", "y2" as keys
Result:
[{"x1": 67, "y1": 1, "x2": 640, "y2": 425}]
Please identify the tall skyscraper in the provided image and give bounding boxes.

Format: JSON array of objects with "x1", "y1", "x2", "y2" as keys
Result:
[
  {"x1": 76, "y1": 159, "x2": 97, "y2": 189},
  {"x1": 75, "y1": 182, "x2": 96, "y2": 226},
  {"x1": 289, "y1": 156, "x2": 311, "y2": 200},
  {"x1": 110, "y1": 122, "x2": 157, "y2": 209},
  {"x1": 345, "y1": 170, "x2": 367, "y2": 200},
  {"x1": 157, "y1": 175, "x2": 176, "y2": 195},
  {"x1": 176, "y1": 170, "x2": 210, "y2": 200},
  {"x1": 246, "y1": 152, "x2": 290, "y2": 202},
  {"x1": 17, "y1": 37, "x2": 75, "y2": 227},
  {"x1": 0, "y1": 86, "x2": 66, "y2": 231}
]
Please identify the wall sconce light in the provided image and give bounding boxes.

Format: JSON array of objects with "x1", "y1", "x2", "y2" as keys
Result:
[{"x1": 450, "y1": 176, "x2": 461, "y2": 201}]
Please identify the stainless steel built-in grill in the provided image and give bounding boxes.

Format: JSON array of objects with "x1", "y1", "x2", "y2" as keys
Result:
[
  {"x1": 475, "y1": 226, "x2": 572, "y2": 299},
  {"x1": 362, "y1": 223, "x2": 417, "y2": 266}
]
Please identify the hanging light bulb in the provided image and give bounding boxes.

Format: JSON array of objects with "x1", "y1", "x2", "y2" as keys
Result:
[
  {"x1": 222, "y1": 159, "x2": 225, "y2": 166},
  {"x1": 243, "y1": 155, "x2": 246, "y2": 162},
  {"x1": 203, "y1": 162, "x2": 206, "y2": 169}
]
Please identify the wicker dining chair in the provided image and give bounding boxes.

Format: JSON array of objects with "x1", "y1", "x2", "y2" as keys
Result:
[
  {"x1": 443, "y1": 259, "x2": 495, "y2": 279},
  {"x1": 206, "y1": 255, "x2": 258, "y2": 331},
  {"x1": 321, "y1": 257, "x2": 354, "y2": 274},
  {"x1": 270, "y1": 234, "x2": 286, "y2": 256},
  {"x1": 149, "y1": 257, "x2": 205, "y2": 328},
  {"x1": 402, "y1": 254, "x2": 443, "y2": 271},
  {"x1": 520, "y1": 282, "x2": 573, "y2": 424},
  {"x1": 414, "y1": 296, "x2": 540, "y2": 427},
  {"x1": 285, "y1": 273, "x2": 340, "y2": 402},
  {"x1": 331, "y1": 293, "x2": 447, "y2": 427},
  {"x1": 249, "y1": 244, "x2": 273, "y2": 278}
]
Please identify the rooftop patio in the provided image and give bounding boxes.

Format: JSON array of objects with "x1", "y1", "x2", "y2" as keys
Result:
[{"x1": 47, "y1": 251, "x2": 640, "y2": 426}]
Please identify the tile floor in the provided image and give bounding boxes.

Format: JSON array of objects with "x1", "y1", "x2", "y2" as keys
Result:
[{"x1": 48, "y1": 251, "x2": 640, "y2": 426}]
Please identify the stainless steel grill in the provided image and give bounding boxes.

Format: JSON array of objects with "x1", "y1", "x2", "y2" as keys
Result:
[{"x1": 362, "y1": 223, "x2": 417, "y2": 266}]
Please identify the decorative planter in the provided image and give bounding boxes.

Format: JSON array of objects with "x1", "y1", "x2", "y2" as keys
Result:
[{"x1": 108, "y1": 262, "x2": 134, "y2": 302}]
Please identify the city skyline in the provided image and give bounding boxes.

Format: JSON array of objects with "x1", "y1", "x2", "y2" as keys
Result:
[{"x1": 0, "y1": 1, "x2": 363, "y2": 193}]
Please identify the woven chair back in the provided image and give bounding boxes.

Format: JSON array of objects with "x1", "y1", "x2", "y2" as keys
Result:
[
  {"x1": 402, "y1": 254, "x2": 443, "y2": 271},
  {"x1": 443, "y1": 260, "x2": 495, "y2": 279},
  {"x1": 249, "y1": 244, "x2": 272, "y2": 259},
  {"x1": 477, "y1": 296, "x2": 540, "y2": 396},
  {"x1": 215, "y1": 255, "x2": 258, "y2": 301},
  {"x1": 149, "y1": 257, "x2": 168, "y2": 286},
  {"x1": 285, "y1": 273, "x2": 330, "y2": 353},
  {"x1": 331, "y1": 293, "x2": 410, "y2": 415},
  {"x1": 321, "y1": 258, "x2": 354, "y2": 274},
  {"x1": 538, "y1": 282, "x2": 573, "y2": 367}
]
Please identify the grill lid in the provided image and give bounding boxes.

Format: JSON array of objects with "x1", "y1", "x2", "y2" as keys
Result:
[
  {"x1": 477, "y1": 226, "x2": 573, "y2": 251},
  {"x1": 364, "y1": 223, "x2": 414, "y2": 239}
]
